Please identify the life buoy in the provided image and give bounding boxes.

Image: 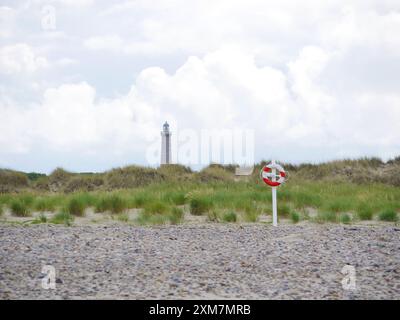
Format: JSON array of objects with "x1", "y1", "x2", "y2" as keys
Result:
[{"x1": 261, "y1": 163, "x2": 286, "y2": 187}]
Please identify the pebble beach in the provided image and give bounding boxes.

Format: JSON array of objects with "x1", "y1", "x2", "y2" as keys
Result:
[{"x1": 0, "y1": 223, "x2": 399, "y2": 299}]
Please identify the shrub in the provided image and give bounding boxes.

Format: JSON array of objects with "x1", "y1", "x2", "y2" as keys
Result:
[
  {"x1": 356, "y1": 204, "x2": 374, "y2": 220},
  {"x1": 0, "y1": 169, "x2": 29, "y2": 192},
  {"x1": 378, "y1": 209, "x2": 398, "y2": 222},
  {"x1": 169, "y1": 207, "x2": 184, "y2": 224},
  {"x1": 189, "y1": 197, "x2": 212, "y2": 215},
  {"x1": 197, "y1": 166, "x2": 233, "y2": 183},
  {"x1": 340, "y1": 213, "x2": 351, "y2": 224},
  {"x1": 157, "y1": 164, "x2": 193, "y2": 182},
  {"x1": 34, "y1": 177, "x2": 50, "y2": 191},
  {"x1": 10, "y1": 199, "x2": 30, "y2": 217},
  {"x1": 64, "y1": 175, "x2": 104, "y2": 193},
  {"x1": 26, "y1": 172, "x2": 46, "y2": 181},
  {"x1": 106, "y1": 165, "x2": 163, "y2": 189},
  {"x1": 0, "y1": 204, "x2": 3, "y2": 217},
  {"x1": 222, "y1": 211, "x2": 237, "y2": 222},
  {"x1": 51, "y1": 211, "x2": 73, "y2": 226},
  {"x1": 290, "y1": 211, "x2": 300, "y2": 223},
  {"x1": 48, "y1": 168, "x2": 73, "y2": 191}
]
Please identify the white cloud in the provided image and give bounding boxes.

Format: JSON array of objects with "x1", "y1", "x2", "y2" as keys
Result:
[
  {"x1": 2, "y1": 47, "x2": 400, "y2": 170},
  {"x1": 55, "y1": 57, "x2": 77, "y2": 67},
  {"x1": 2, "y1": 0, "x2": 400, "y2": 171},
  {"x1": 84, "y1": 35, "x2": 124, "y2": 52},
  {"x1": 32, "y1": 0, "x2": 95, "y2": 7},
  {"x1": 0, "y1": 6, "x2": 16, "y2": 38},
  {"x1": 0, "y1": 43, "x2": 48, "y2": 74}
]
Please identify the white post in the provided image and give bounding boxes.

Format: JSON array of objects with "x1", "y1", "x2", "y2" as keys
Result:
[{"x1": 271, "y1": 160, "x2": 278, "y2": 227}]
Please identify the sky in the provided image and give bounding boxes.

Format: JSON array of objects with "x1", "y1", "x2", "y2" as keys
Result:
[{"x1": 0, "y1": 0, "x2": 400, "y2": 173}]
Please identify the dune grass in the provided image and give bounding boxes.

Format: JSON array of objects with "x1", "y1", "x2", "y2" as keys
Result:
[
  {"x1": 64, "y1": 195, "x2": 87, "y2": 217},
  {"x1": 115, "y1": 212, "x2": 129, "y2": 223},
  {"x1": 32, "y1": 213, "x2": 48, "y2": 224},
  {"x1": 290, "y1": 211, "x2": 300, "y2": 223},
  {"x1": 10, "y1": 199, "x2": 31, "y2": 217},
  {"x1": 169, "y1": 207, "x2": 184, "y2": 224},
  {"x1": 315, "y1": 211, "x2": 338, "y2": 223},
  {"x1": 356, "y1": 203, "x2": 374, "y2": 220},
  {"x1": 189, "y1": 197, "x2": 213, "y2": 216},
  {"x1": 340, "y1": 213, "x2": 352, "y2": 224},
  {"x1": 95, "y1": 194, "x2": 127, "y2": 214},
  {"x1": 50, "y1": 211, "x2": 74, "y2": 226},
  {"x1": 378, "y1": 209, "x2": 398, "y2": 222},
  {"x1": 143, "y1": 200, "x2": 169, "y2": 215},
  {"x1": 222, "y1": 211, "x2": 237, "y2": 223},
  {"x1": 1, "y1": 178, "x2": 399, "y2": 225}
]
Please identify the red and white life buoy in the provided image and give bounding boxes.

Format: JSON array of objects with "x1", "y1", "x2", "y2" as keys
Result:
[{"x1": 261, "y1": 163, "x2": 286, "y2": 187}]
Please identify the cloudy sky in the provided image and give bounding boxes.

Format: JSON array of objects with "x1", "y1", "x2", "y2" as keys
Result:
[{"x1": 1, "y1": 0, "x2": 399, "y2": 173}]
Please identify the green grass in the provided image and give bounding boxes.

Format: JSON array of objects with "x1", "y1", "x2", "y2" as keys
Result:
[
  {"x1": 315, "y1": 211, "x2": 338, "y2": 223},
  {"x1": 222, "y1": 211, "x2": 237, "y2": 222},
  {"x1": 243, "y1": 209, "x2": 259, "y2": 222},
  {"x1": 324, "y1": 198, "x2": 354, "y2": 213},
  {"x1": 32, "y1": 213, "x2": 48, "y2": 224},
  {"x1": 34, "y1": 197, "x2": 57, "y2": 212},
  {"x1": 277, "y1": 203, "x2": 292, "y2": 217},
  {"x1": 135, "y1": 206, "x2": 184, "y2": 225},
  {"x1": 290, "y1": 211, "x2": 300, "y2": 223},
  {"x1": 116, "y1": 212, "x2": 129, "y2": 223},
  {"x1": 143, "y1": 200, "x2": 169, "y2": 215},
  {"x1": 356, "y1": 204, "x2": 374, "y2": 220},
  {"x1": 340, "y1": 213, "x2": 351, "y2": 224},
  {"x1": 51, "y1": 211, "x2": 74, "y2": 226},
  {"x1": 1, "y1": 174, "x2": 400, "y2": 226},
  {"x1": 378, "y1": 209, "x2": 398, "y2": 222},
  {"x1": 65, "y1": 196, "x2": 86, "y2": 217},
  {"x1": 130, "y1": 191, "x2": 152, "y2": 208},
  {"x1": 135, "y1": 212, "x2": 168, "y2": 225},
  {"x1": 169, "y1": 207, "x2": 184, "y2": 224},
  {"x1": 207, "y1": 210, "x2": 220, "y2": 222},
  {"x1": 10, "y1": 199, "x2": 30, "y2": 217},
  {"x1": 162, "y1": 191, "x2": 186, "y2": 205},
  {"x1": 95, "y1": 194, "x2": 127, "y2": 214},
  {"x1": 189, "y1": 197, "x2": 213, "y2": 215}
]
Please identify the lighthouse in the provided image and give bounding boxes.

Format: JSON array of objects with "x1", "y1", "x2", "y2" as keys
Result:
[{"x1": 161, "y1": 121, "x2": 171, "y2": 164}]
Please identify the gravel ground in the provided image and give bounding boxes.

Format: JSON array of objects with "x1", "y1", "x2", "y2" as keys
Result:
[{"x1": 0, "y1": 223, "x2": 399, "y2": 299}]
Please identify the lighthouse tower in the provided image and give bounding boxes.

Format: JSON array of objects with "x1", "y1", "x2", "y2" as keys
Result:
[{"x1": 161, "y1": 121, "x2": 171, "y2": 164}]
